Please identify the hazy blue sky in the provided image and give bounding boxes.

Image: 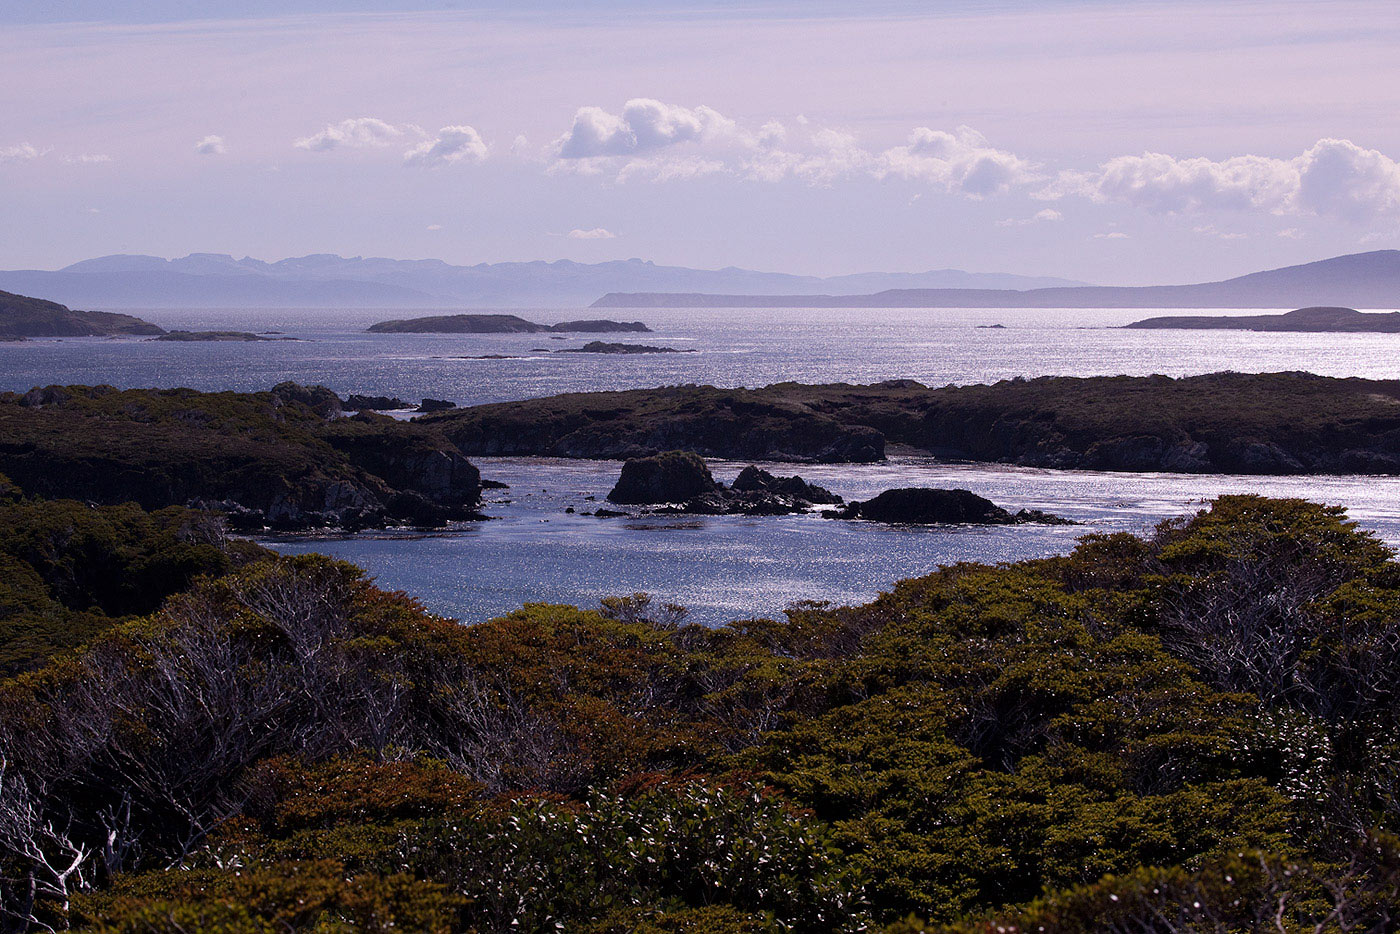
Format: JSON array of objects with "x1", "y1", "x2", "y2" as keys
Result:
[{"x1": 3, "y1": 0, "x2": 1398, "y2": 283}]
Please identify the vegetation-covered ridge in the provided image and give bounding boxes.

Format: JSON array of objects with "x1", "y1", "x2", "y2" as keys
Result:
[
  {"x1": 0, "y1": 383, "x2": 482, "y2": 530},
  {"x1": 422, "y1": 371, "x2": 1400, "y2": 473},
  {"x1": 0, "y1": 289, "x2": 164, "y2": 339},
  {"x1": 2, "y1": 494, "x2": 1399, "y2": 932}
]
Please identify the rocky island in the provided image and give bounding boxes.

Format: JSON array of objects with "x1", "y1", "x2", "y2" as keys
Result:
[
  {"x1": 418, "y1": 371, "x2": 1400, "y2": 474},
  {"x1": 557, "y1": 341, "x2": 694, "y2": 354},
  {"x1": 1125, "y1": 306, "x2": 1400, "y2": 332},
  {"x1": 366, "y1": 313, "x2": 650, "y2": 333},
  {"x1": 0, "y1": 288, "x2": 165, "y2": 338}
]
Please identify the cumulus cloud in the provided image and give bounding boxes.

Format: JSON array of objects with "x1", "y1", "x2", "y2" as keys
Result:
[
  {"x1": 998, "y1": 208, "x2": 1063, "y2": 227},
  {"x1": 1093, "y1": 231, "x2": 1130, "y2": 239},
  {"x1": 426, "y1": 224, "x2": 443, "y2": 231},
  {"x1": 404, "y1": 125, "x2": 488, "y2": 166},
  {"x1": 195, "y1": 135, "x2": 226, "y2": 155},
  {"x1": 62, "y1": 153, "x2": 111, "y2": 165},
  {"x1": 1054, "y1": 137, "x2": 1400, "y2": 222},
  {"x1": 295, "y1": 117, "x2": 407, "y2": 152},
  {"x1": 556, "y1": 99, "x2": 736, "y2": 159},
  {"x1": 567, "y1": 227, "x2": 618, "y2": 239},
  {"x1": 0, "y1": 143, "x2": 43, "y2": 163},
  {"x1": 879, "y1": 126, "x2": 1038, "y2": 197}
]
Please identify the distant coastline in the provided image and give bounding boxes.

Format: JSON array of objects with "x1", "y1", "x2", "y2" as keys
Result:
[
  {"x1": 1124, "y1": 306, "x2": 1400, "y2": 333},
  {"x1": 590, "y1": 249, "x2": 1400, "y2": 310}
]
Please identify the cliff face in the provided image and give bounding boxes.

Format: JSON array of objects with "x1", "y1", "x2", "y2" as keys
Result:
[
  {"x1": 0, "y1": 385, "x2": 483, "y2": 530},
  {"x1": 422, "y1": 373, "x2": 1400, "y2": 475}
]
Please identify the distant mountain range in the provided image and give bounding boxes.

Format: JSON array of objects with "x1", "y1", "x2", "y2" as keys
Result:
[
  {"x1": 0, "y1": 254, "x2": 1086, "y2": 309},
  {"x1": 593, "y1": 251, "x2": 1400, "y2": 310}
]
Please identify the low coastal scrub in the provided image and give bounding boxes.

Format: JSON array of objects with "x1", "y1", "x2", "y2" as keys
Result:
[
  {"x1": 0, "y1": 384, "x2": 482, "y2": 530},
  {"x1": 2, "y1": 495, "x2": 1399, "y2": 931}
]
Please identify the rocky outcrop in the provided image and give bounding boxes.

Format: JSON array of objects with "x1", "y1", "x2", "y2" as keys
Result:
[
  {"x1": 731, "y1": 466, "x2": 841, "y2": 504},
  {"x1": 604, "y1": 455, "x2": 843, "y2": 516},
  {"x1": 832, "y1": 488, "x2": 1069, "y2": 525},
  {"x1": 608, "y1": 451, "x2": 718, "y2": 504},
  {"x1": 1125, "y1": 306, "x2": 1400, "y2": 333},
  {"x1": 344, "y1": 394, "x2": 411, "y2": 411},
  {"x1": 417, "y1": 399, "x2": 456, "y2": 413}
]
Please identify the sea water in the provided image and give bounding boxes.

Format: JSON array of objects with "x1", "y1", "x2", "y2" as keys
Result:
[{"x1": 5, "y1": 304, "x2": 1400, "y2": 625}]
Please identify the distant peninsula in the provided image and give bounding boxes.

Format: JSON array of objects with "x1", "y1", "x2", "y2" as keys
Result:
[
  {"x1": 1125, "y1": 306, "x2": 1400, "y2": 333},
  {"x1": 152, "y1": 330, "x2": 299, "y2": 342},
  {"x1": 590, "y1": 249, "x2": 1400, "y2": 310},
  {"x1": 0, "y1": 288, "x2": 164, "y2": 338},
  {"x1": 367, "y1": 314, "x2": 649, "y2": 334}
]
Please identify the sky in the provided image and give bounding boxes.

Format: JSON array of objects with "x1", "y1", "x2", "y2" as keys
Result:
[{"x1": 2, "y1": 0, "x2": 1399, "y2": 284}]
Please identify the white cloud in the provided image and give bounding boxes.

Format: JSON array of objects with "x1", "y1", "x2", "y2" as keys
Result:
[
  {"x1": 295, "y1": 117, "x2": 407, "y2": 152},
  {"x1": 195, "y1": 135, "x2": 226, "y2": 155},
  {"x1": 879, "y1": 126, "x2": 1038, "y2": 197},
  {"x1": 1055, "y1": 137, "x2": 1400, "y2": 222},
  {"x1": 1294, "y1": 138, "x2": 1400, "y2": 221},
  {"x1": 556, "y1": 99, "x2": 737, "y2": 159},
  {"x1": 997, "y1": 207, "x2": 1063, "y2": 227},
  {"x1": 1093, "y1": 231, "x2": 1130, "y2": 239},
  {"x1": 1277, "y1": 227, "x2": 1304, "y2": 239},
  {"x1": 1192, "y1": 224, "x2": 1247, "y2": 240},
  {"x1": 617, "y1": 155, "x2": 726, "y2": 183},
  {"x1": 404, "y1": 125, "x2": 487, "y2": 167},
  {"x1": 567, "y1": 227, "x2": 618, "y2": 239},
  {"x1": 426, "y1": 223, "x2": 442, "y2": 231},
  {"x1": 0, "y1": 143, "x2": 43, "y2": 163},
  {"x1": 62, "y1": 153, "x2": 111, "y2": 164}
]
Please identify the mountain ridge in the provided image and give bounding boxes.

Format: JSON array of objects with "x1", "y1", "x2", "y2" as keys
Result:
[
  {"x1": 592, "y1": 250, "x2": 1400, "y2": 310},
  {"x1": 0, "y1": 253, "x2": 1086, "y2": 309}
]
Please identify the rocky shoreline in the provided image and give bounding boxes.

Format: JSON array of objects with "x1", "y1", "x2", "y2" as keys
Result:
[{"x1": 421, "y1": 372, "x2": 1400, "y2": 475}]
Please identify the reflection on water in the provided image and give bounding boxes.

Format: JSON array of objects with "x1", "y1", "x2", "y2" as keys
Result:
[
  {"x1": 264, "y1": 456, "x2": 1400, "y2": 627},
  {"x1": 5, "y1": 305, "x2": 1400, "y2": 404}
]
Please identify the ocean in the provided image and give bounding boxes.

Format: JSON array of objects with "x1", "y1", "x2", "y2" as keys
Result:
[{"x1": 6, "y1": 304, "x2": 1400, "y2": 625}]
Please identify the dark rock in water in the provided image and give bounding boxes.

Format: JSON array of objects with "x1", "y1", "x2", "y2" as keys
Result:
[
  {"x1": 833, "y1": 488, "x2": 1070, "y2": 525},
  {"x1": 480, "y1": 478, "x2": 510, "y2": 490},
  {"x1": 557, "y1": 341, "x2": 694, "y2": 355},
  {"x1": 608, "y1": 451, "x2": 718, "y2": 504},
  {"x1": 731, "y1": 465, "x2": 842, "y2": 504},
  {"x1": 977, "y1": 323, "x2": 1007, "y2": 329},
  {"x1": 608, "y1": 457, "x2": 843, "y2": 516},
  {"x1": 591, "y1": 508, "x2": 629, "y2": 518},
  {"x1": 271, "y1": 382, "x2": 343, "y2": 418},
  {"x1": 416, "y1": 398, "x2": 456, "y2": 413},
  {"x1": 344, "y1": 394, "x2": 411, "y2": 411}
]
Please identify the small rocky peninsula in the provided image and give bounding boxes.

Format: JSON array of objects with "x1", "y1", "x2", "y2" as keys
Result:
[{"x1": 0, "y1": 288, "x2": 165, "y2": 338}]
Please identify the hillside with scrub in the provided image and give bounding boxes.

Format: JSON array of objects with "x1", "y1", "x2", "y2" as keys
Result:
[{"x1": 2, "y1": 494, "x2": 1398, "y2": 932}]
